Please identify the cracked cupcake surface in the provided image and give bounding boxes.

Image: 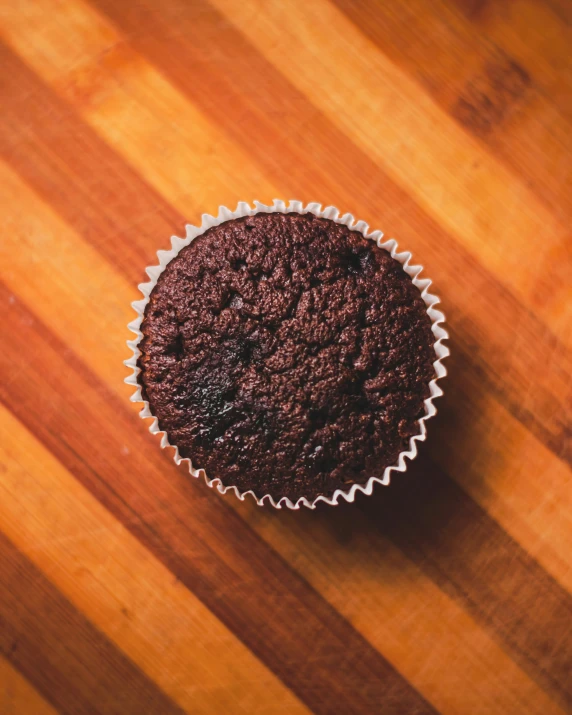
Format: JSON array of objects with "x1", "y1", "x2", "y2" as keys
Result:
[{"x1": 138, "y1": 212, "x2": 435, "y2": 502}]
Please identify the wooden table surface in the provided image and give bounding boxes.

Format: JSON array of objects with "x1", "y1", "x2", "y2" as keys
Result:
[{"x1": 1, "y1": 0, "x2": 571, "y2": 713}]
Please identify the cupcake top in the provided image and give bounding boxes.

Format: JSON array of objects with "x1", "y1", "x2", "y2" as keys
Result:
[{"x1": 138, "y1": 212, "x2": 435, "y2": 502}]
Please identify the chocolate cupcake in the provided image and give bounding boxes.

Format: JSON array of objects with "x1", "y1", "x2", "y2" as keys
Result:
[{"x1": 126, "y1": 201, "x2": 448, "y2": 508}]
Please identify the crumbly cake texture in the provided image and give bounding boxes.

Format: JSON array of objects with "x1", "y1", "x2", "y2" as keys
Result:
[{"x1": 138, "y1": 212, "x2": 435, "y2": 502}]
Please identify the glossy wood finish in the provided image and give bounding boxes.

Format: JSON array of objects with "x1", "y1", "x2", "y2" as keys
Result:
[{"x1": 0, "y1": 1, "x2": 570, "y2": 712}]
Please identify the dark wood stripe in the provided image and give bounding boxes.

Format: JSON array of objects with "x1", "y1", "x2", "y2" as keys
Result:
[
  {"x1": 451, "y1": 0, "x2": 572, "y2": 32},
  {"x1": 0, "y1": 285, "x2": 436, "y2": 715},
  {"x1": 0, "y1": 42, "x2": 183, "y2": 286},
  {"x1": 357, "y1": 447, "x2": 572, "y2": 711},
  {"x1": 0, "y1": 531, "x2": 184, "y2": 715},
  {"x1": 451, "y1": 51, "x2": 530, "y2": 137},
  {"x1": 437, "y1": 336, "x2": 570, "y2": 469},
  {"x1": 0, "y1": 39, "x2": 570, "y2": 470}
]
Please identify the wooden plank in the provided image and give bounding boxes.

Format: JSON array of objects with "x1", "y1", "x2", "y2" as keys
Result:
[
  {"x1": 0, "y1": 657, "x2": 58, "y2": 715},
  {"x1": 0, "y1": 0, "x2": 276, "y2": 214},
  {"x1": 1, "y1": 16, "x2": 570, "y2": 469},
  {"x1": 0, "y1": 539, "x2": 184, "y2": 715},
  {"x1": 0, "y1": 167, "x2": 570, "y2": 712},
  {"x1": 0, "y1": 404, "x2": 309, "y2": 715},
  {"x1": 449, "y1": 0, "x2": 572, "y2": 112},
  {"x1": 0, "y1": 0, "x2": 570, "y2": 711},
  {"x1": 242, "y1": 500, "x2": 567, "y2": 715},
  {"x1": 1, "y1": 125, "x2": 570, "y2": 595},
  {"x1": 331, "y1": 0, "x2": 572, "y2": 234},
  {"x1": 0, "y1": 288, "x2": 435, "y2": 714},
  {"x1": 205, "y1": 0, "x2": 570, "y2": 321}
]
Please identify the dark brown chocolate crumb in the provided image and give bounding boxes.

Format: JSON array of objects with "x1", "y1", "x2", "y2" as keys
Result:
[{"x1": 138, "y1": 212, "x2": 435, "y2": 502}]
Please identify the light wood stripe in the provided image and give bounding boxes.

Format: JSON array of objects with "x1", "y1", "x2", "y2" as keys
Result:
[
  {"x1": 0, "y1": 403, "x2": 309, "y2": 715},
  {"x1": 0, "y1": 656, "x2": 58, "y2": 715}
]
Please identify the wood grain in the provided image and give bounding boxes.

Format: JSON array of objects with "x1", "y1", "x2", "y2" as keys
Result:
[
  {"x1": 0, "y1": 0, "x2": 570, "y2": 713},
  {"x1": 0, "y1": 656, "x2": 57, "y2": 715}
]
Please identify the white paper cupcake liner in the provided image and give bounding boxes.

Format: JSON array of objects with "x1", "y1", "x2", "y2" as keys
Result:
[{"x1": 125, "y1": 200, "x2": 449, "y2": 509}]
